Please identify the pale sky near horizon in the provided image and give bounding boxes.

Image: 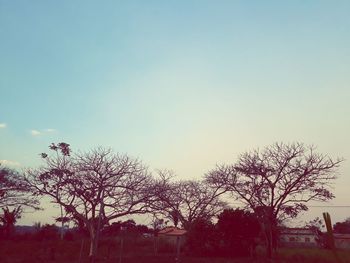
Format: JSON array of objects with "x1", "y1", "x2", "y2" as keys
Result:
[{"x1": 0, "y1": 1, "x2": 349, "y2": 226}]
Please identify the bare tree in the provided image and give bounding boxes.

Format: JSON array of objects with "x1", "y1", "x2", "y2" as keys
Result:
[
  {"x1": 0, "y1": 164, "x2": 39, "y2": 209},
  {"x1": 206, "y1": 142, "x2": 342, "y2": 257},
  {"x1": 26, "y1": 143, "x2": 158, "y2": 262},
  {"x1": 153, "y1": 173, "x2": 227, "y2": 229}
]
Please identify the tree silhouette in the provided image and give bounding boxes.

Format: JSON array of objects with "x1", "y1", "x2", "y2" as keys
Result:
[
  {"x1": 206, "y1": 142, "x2": 342, "y2": 258},
  {"x1": 153, "y1": 176, "x2": 226, "y2": 229},
  {"x1": 0, "y1": 165, "x2": 39, "y2": 209},
  {"x1": 0, "y1": 206, "x2": 22, "y2": 238},
  {"x1": 26, "y1": 143, "x2": 161, "y2": 262}
]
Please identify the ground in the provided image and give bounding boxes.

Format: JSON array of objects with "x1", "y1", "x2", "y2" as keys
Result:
[{"x1": 0, "y1": 238, "x2": 350, "y2": 263}]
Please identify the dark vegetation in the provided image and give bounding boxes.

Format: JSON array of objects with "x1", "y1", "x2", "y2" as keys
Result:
[
  {"x1": 2, "y1": 214, "x2": 350, "y2": 263},
  {"x1": 185, "y1": 209, "x2": 261, "y2": 257},
  {"x1": 1, "y1": 236, "x2": 350, "y2": 263},
  {"x1": 334, "y1": 218, "x2": 350, "y2": 234},
  {"x1": 0, "y1": 142, "x2": 345, "y2": 262},
  {"x1": 206, "y1": 143, "x2": 342, "y2": 257}
]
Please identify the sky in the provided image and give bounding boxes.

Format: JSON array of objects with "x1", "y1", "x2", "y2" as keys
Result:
[{"x1": 0, "y1": 1, "x2": 349, "y2": 226}]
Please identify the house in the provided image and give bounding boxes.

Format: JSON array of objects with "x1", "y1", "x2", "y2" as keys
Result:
[
  {"x1": 158, "y1": 226, "x2": 187, "y2": 237},
  {"x1": 157, "y1": 226, "x2": 187, "y2": 256},
  {"x1": 334, "y1": 233, "x2": 350, "y2": 249},
  {"x1": 279, "y1": 228, "x2": 319, "y2": 248},
  {"x1": 158, "y1": 226, "x2": 187, "y2": 246}
]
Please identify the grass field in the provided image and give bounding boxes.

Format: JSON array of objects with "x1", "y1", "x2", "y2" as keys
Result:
[{"x1": 1, "y1": 238, "x2": 350, "y2": 263}]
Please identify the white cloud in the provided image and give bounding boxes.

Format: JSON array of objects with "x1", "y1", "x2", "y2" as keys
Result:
[
  {"x1": 31, "y1": 130, "x2": 42, "y2": 136},
  {"x1": 0, "y1": 160, "x2": 21, "y2": 167},
  {"x1": 0, "y1": 123, "x2": 7, "y2": 128},
  {"x1": 30, "y1": 128, "x2": 57, "y2": 136}
]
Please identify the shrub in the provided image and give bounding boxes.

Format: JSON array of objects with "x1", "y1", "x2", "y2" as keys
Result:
[
  {"x1": 185, "y1": 218, "x2": 218, "y2": 257},
  {"x1": 216, "y1": 209, "x2": 261, "y2": 257},
  {"x1": 34, "y1": 224, "x2": 59, "y2": 241}
]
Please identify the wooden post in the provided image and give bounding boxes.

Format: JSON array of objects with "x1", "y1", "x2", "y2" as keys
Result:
[
  {"x1": 323, "y1": 212, "x2": 342, "y2": 263},
  {"x1": 323, "y1": 212, "x2": 335, "y2": 249}
]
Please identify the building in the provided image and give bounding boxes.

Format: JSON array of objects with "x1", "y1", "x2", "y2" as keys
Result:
[
  {"x1": 157, "y1": 226, "x2": 187, "y2": 259},
  {"x1": 158, "y1": 226, "x2": 187, "y2": 246},
  {"x1": 334, "y1": 233, "x2": 350, "y2": 249},
  {"x1": 280, "y1": 228, "x2": 319, "y2": 247},
  {"x1": 158, "y1": 226, "x2": 187, "y2": 236}
]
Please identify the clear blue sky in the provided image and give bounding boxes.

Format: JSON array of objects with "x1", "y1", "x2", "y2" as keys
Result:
[{"x1": 1, "y1": 1, "x2": 349, "y2": 225}]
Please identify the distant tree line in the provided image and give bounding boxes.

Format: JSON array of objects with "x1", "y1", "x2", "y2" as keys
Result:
[{"x1": 0, "y1": 142, "x2": 343, "y2": 261}]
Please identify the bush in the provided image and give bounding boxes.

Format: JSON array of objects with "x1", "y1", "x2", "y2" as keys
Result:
[
  {"x1": 216, "y1": 209, "x2": 261, "y2": 257},
  {"x1": 157, "y1": 239, "x2": 174, "y2": 253},
  {"x1": 34, "y1": 224, "x2": 59, "y2": 241},
  {"x1": 63, "y1": 230, "x2": 75, "y2": 241},
  {"x1": 185, "y1": 218, "x2": 218, "y2": 256}
]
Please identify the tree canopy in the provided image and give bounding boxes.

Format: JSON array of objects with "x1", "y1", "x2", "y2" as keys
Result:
[
  {"x1": 0, "y1": 164, "x2": 39, "y2": 209},
  {"x1": 25, "y1": 143, "x2": 161, "y2": 261},
  {"x1": 206, "y1": 142, "x2": 342, "y2": 257},
  {"x1": 152, "y1": 175, "x2": 226, "y2": 229}
]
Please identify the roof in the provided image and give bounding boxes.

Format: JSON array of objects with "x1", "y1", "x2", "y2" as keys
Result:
[
  {"x1": 158, "y1": 226, "x2": 187, "y2": 236},
  {"x1": 280, "y1": 228, "x2": 317, "y2": 235}
]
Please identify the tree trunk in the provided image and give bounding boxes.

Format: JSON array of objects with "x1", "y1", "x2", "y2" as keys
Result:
[
  {"x1": 60, "y1": 205, "x2": 64, "y2": 240},
  {"x1": 263, "y1": 213, "x2": 276, "y2": 259},
  {"x1": 262, "y1": 220, "x2": 273, "y2": 259},
  {"x1": 89, "y1": 227, "x2": 97, "y2": 263},
  {"x1": 266, "y1": 228, "x2": 273, "y2": 259}
]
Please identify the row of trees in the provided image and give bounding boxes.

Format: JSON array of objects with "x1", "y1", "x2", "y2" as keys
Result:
[{"x1": 0, "y1": 142, "x2": 343, "y2": 261}]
